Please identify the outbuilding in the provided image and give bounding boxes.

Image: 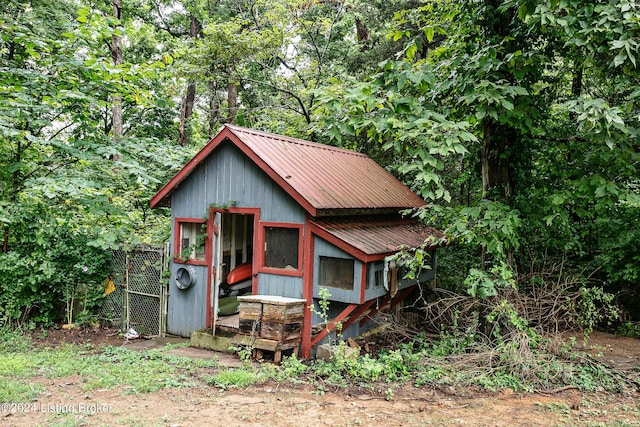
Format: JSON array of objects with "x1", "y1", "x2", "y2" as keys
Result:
[{"x1": 150, "y1": 125, "x2": 443, "y2": 357}]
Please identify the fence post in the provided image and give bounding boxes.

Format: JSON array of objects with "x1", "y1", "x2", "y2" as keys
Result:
[{"x1": 124, "y1": 251, "x2": 130, "y2": 332}]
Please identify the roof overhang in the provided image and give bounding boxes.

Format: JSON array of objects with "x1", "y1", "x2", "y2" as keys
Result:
[{"x1": 309, "y1": 216, "x2": 446, "y2": 263}]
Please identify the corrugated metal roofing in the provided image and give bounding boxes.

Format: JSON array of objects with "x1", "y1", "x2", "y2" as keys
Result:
[
  {"x1": 229, "y1": 125, "x2": 424, "y2": 213},
  {"x1": 311, "y1": 217, "x2": 445, "y2": 257},
  {"x1": 150, "y1": 124, "x2": 425, "y2": 216}
]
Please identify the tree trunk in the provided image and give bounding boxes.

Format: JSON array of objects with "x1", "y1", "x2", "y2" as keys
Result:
[
  {"x1": 177, "y1": 83, "x2": 196, "y2": 145},
  {"x1": 225, "y1": 80, "x2": 237, "y2": 124},
  {"x1": 479, "y1": 0, "x2": 518, "y2": 202},
  {"x1": 481, "y1": 119, "x2": 513, "y2": 201},
  {"x1": 110, "y1": 0, "x2": 123, "y2": 136},
  {"x1": 209, "y1": 80, "x2": 220, "y2": 136},
  {"x1": 568, "y1": 63, "x2": 582, "y2": 159},
  {"x1": 177, "y1": 15, "x2": 198, "y2": 146},
  {"x1": 355, "y1": 17, "x2": 369, "y2": 49},
  {"x1": 110, "y1": 0, "x2": 123, "y2": 160}
]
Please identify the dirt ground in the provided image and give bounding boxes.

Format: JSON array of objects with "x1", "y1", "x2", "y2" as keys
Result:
[{"x1": 3, "y1": 327, "x2": 640, "y2": 426}]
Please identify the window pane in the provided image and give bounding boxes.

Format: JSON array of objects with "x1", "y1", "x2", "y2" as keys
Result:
[
  {"x1": 319, "y1": 256, "x2": 354, "y2": 290},
  {"x1": 180, "y1": 222, "x2": 206, "y2": 260},
  {"x1": 264, "y1": 227, "x2": 299, "y2": 269}
]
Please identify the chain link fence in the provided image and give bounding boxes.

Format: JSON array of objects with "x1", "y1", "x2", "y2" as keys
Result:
[{"x1": 99, "y1": 245, "x2": 168, "y2": 336}]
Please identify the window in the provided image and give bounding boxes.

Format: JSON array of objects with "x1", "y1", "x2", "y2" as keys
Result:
[
  {"x1": 177, "y1": 221, "x2": 206, "y2": 262},
  {"x1": 369, "y1": 262, "x2": 384, "y2": 290},
  {"x1": 264, "y1": 226, "x2": 299, "y2": 270},
  {"x1": 319, "y1": 256, "x2": 355, "y2": 290}
]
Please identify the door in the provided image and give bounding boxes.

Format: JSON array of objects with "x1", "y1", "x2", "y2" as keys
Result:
[{"x1": 211, "y1": 211, "x2": 223, "y2": 334}]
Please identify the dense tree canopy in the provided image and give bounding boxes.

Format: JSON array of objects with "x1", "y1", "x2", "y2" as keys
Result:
[
  {"x1": 1, "y1": 0, "x2": 638, "y2": 327},
  {"x1": 315, "y1": 0, "x2": 639, "y2": 325}
]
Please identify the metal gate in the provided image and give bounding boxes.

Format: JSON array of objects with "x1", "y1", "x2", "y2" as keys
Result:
[{"x1": 100, "y1": 245, "x2": 168, "y2": 336}]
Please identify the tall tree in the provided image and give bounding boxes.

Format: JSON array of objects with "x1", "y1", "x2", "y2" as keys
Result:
[
  {"x1": 177, "y1": 13, "x2": 199, "y2": 145},
  {"x1": 110, "y1": 0, "x2": 124, "y2": 144}
]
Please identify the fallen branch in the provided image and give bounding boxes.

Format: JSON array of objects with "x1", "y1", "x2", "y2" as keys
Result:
[{"x1": 536, "y1": 385, "x2": 578, "y2": 395}]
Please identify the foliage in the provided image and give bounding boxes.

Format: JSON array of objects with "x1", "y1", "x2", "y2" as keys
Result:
[
  {"x1": 257, "y1": 328, "x2": 627, "y2": 394},
  {"x1": 1, "y1": 0, "x2": 638, "y2": 351},
  {"x1": 0, "y1": 212, "x2": 112, "y2": 327},
  {"x1": 566, "y1": 286, "x2": 620, "y2": 336},
  {"x1": 313, "y1": 59, "x2": 474, "y2": 202},
  {"x1": 0, "y1": 0, "x2": 193, "y2": 325},
  {"x1": 208, "y1": 368, "x2": 260, "y2": 390},
  {"x1": 324, "y1": 0, "x2": 640, "y2": 329},
  {"x1": 309, "y1": 288, "x2": 343, "y2": 344},
  {"x1": 617, "y1": 322, "x2": 640, "y2": 339},
  {"x1": 0, "y1": 326, "x2": 630, "y2": 404}
]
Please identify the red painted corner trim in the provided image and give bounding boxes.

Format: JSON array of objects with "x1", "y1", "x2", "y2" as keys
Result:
[
  {"x1": 301, "y1": 216, "x2": 315, "y2": 358},
  {"x1": 360, "y1": 263, "x2": 367, "y2": 304},
  {"x1": 205, "y1": 214, "x2": 215, "y2": 328}
]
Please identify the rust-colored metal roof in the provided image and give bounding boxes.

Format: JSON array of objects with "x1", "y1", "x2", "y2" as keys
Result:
[
  {"x1": 150, "y1": 125, "x2": 425, "y2": 216},
  {"x1": 311, "y1": 217, "x2": 445, "y2": 261}
]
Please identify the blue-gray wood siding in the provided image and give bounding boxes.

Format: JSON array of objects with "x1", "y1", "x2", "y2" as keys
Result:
[
  {"x1": 167, "y1": 141, "x2": 307, "y2": 336},
  {"x1": 364, "y1": 253, "x2": 437, "y2": 301},
  {"x1": 365, "y1": 261, "x2": 386, "y2": 301},
  {"x1": 256, "y1": 273, "x2": 304, "y2": 298},
  {"x1": 166, "y1": 264, "x2": 208, "y2": 337},
  {"x1": 170, "y1": 141, "x2": 305, "y2": 222}
]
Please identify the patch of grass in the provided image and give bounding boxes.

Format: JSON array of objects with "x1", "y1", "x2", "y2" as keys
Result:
[
  {"x1": 208, "y1": 368, "x2": 260, "y2": 389},
  {"x1": 542, "y1": 402, "x2": 572, "y2": 415},
  {"x1": 83, "y1": 346, "x2": 219, "y2": 393},
  {"x1": 0, "y1": 327, "x2": 32, "y2": 352},
  {"x1": 0, "y1": 325, "x2": 630, "y2": 404},
  {"x1": 0, "y1": 378, "x2": 43, "y2": 402},
  {"x1": 0, "y1": 330, "x2": 220, "y2": 400}
]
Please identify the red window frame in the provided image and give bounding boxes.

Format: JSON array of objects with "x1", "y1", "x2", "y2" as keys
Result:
[
  {"x1": 258, "y1": 221, "x2": 303, "y2": 277},
  {"x1": 173, "y1": 217, "x2": 208, "y2": 266}
]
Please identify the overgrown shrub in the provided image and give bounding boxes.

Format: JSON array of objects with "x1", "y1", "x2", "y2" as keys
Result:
[{"x1": 0, "y1": 212, "x2": 111, "y2": 327}]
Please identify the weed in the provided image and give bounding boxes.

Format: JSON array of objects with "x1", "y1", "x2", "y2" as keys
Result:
[
  {"x1": 543, "y1": 402, "x2": 571, "y2": 415},
  {"x1": 209, "y1": 369, "x2": 259, "y2": 389},
  {"x1": 309, "y1": 288, "x2": 343, "y2": 344},
  {"x1": 272, "y1": 354, "x2": 308, "y2": 383},
  {"x1": 0, "y1": 326, "x2": 32, "y2": 352},
  {"x1": 617, "y1": 322, "x2": 640, "y2": 339},
  {"x1": 0, "y1": 378, "x2": 42, "y2": 402}
]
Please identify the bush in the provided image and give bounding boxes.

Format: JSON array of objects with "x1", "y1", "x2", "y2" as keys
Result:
[{"x1": 0, "y1": 214, "x2": 111, "y2": 327}]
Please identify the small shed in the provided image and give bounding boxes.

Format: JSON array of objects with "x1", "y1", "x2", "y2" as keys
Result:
[{"x1": 150, "y1": 125, "x2": 443, "y2": 357}]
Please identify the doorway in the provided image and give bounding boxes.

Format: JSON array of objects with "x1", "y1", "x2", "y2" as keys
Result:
[{"x1": 211, "y1": 210, "x2": 257, "y2": 333}]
